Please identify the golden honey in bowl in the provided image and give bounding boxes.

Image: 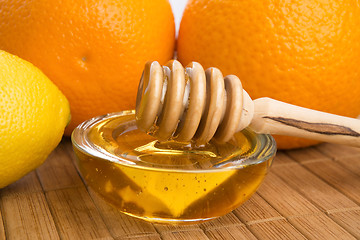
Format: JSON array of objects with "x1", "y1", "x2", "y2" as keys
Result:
[{"x1": 71, "y1": 111, "x2": 276, "y2": 224}]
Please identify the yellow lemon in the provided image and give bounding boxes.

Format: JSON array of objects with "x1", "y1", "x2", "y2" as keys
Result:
[{"x1": 0, "y1": 50, "x2": 70, "y2": 188}]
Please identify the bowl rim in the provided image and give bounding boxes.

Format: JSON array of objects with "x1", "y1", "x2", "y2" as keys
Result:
[{"x1": 71, "y1": 110, "x2": 277, "y2": 173}]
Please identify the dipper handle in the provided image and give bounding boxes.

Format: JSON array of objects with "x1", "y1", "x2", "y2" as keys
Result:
[{"x1": 251, "y1": 98, "x2": 360, "y2": 147}]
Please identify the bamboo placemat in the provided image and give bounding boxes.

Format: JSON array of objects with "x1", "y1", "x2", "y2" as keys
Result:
[{"x1": 0, "y1": 138, "x2": 359, "y2": 239}]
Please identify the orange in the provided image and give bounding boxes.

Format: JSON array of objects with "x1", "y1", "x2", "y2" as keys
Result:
[
  {"x1": 0, "y1": 0, "x2": 175, "y2": 135},
  {"x1": 177, "y1": 0, "x2": 360, "y2": 149}
]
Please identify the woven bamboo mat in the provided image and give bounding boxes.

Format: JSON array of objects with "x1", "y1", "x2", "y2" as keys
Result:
[{"x1": 0, "y1": 138, "x2": 359, "y2": 239}]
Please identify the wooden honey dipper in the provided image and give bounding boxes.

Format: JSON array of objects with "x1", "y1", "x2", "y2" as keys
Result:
[{"x1": 136, "y1": 60, "x2": 360, "y2": 147}]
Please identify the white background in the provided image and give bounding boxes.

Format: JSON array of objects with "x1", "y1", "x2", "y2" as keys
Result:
[{"x1": 169, "y1": 0, "x2": 188, "y2": 35}]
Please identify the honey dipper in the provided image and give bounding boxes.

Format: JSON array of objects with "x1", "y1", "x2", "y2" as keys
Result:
[{"x1": 136, "y1": 60, "x2": 360, "y2": 147}]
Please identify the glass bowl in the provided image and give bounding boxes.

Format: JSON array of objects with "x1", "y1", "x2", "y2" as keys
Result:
[{"x1": 71, "y1": 110, "x2": 276, "y2": 225}]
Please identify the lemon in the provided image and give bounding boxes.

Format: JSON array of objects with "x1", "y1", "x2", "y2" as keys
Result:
[{"x1": 0, "y1": 50, "x2": 70, "y2": 188}]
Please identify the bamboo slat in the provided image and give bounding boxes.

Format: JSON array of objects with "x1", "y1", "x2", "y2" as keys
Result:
[
  {"x1": 122, "y1": 235, "x2": 161, "y2": 240},
  {"x1": 329, "y1": 210, "x2": 360, "y2": 239},
  {"x1": 45, "y1": 187, "x2": 112, "y2": 239},
  {"x1": 234, "y1": 193, "x2": 283, "y2": 224},
  {"x1": 286, "y1": 149, "x2": 328, "y2": 166},
  {"x1": 335, "y1": 157, "x2": 360, "y2": 176},
  {"x1": 88, "y1": 188, "x2": 159, "y2": 239},
  {"x1": 288, "y1": 214, "x2": 357, "y2": 240},
  {"x1": 256, "y1": 172, "x2": 322, "y2": 217},
  {"x1": 1, "y1": 192, "x2": 59, "y2": 240},
  {"x1": 2, "y1": 171, "x2": 43, "y2": 195},
  {"x1": 272, "y1": 162, "x2": 358, "y2": 212},
  {"x1": 160, "y1": 229, "x2": 209, "y2": 240},
  {"x1": 269, "y1": 151, "x2": 297, "y2": 167},
  {"x1": 301, "y1": 160, "x2": 360, "y2": 204},
  {"x1": 0, "y1": 139, "x2": 358, "y2": 239},
  {"x1": 200, "y1": 212, "x2": 243, "y2": 230},
  {"x1": 316, "y1": 143, "x2": 360, "y2": 160},
  {"x1": 247, "y1": 219, "x2": 306, "y2": 240},
  {"x1": 204, "y1": 225, "x2": 257, "y2": 240},
  {"x1": 0, "y1": 209, "x2": 5, "y2": 240},
  {"x1": 36, "y1": 145, "x2": 84, "y2": 191}
]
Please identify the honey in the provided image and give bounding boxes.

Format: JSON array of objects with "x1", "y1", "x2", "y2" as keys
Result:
[{"x1": 72, "y1": 111, "x2": 276, "y2": 224}]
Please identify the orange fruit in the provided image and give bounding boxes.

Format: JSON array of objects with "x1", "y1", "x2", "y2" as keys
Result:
[
  {"x1": 177, "y1": 0, "x2": 360, "y2": 149},
  {"x1": 0, "y1": 0, "x2": 175, "y2": 135}
]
